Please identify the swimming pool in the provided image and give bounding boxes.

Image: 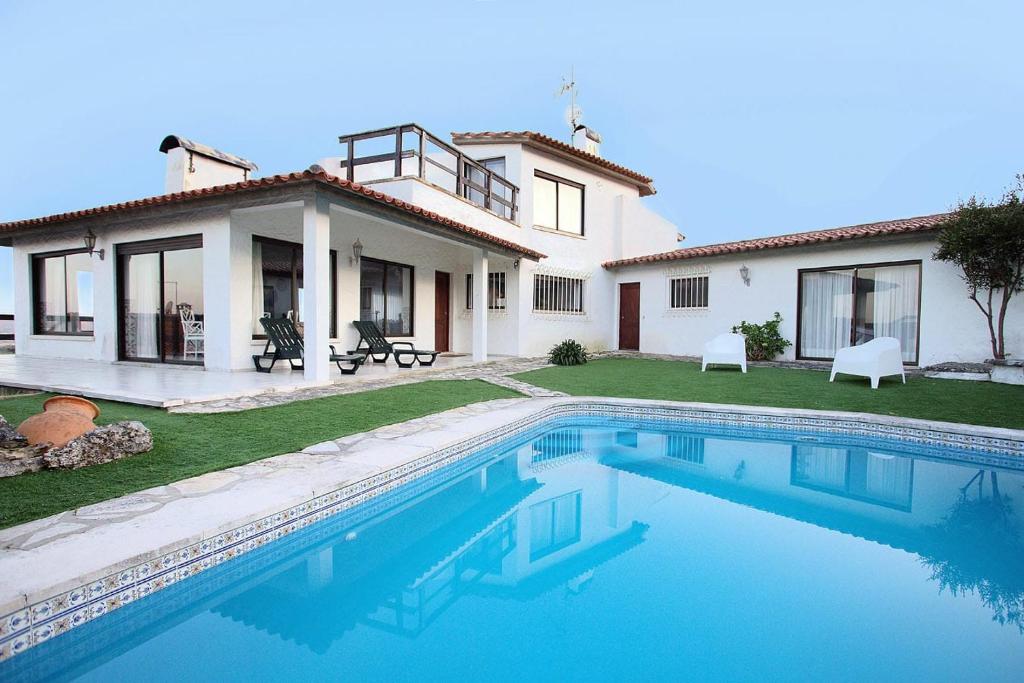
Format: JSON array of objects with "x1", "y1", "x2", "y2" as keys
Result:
[{"x1": 3, "y1": 413, "x2": 1023, "y2": 681}]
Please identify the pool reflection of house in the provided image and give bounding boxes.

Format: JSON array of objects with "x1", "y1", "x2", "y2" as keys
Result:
[
  {"x1": 207, "y1": 427, "x2": 1022, "y2": 653},
  {"x1": 211, "y1": 431, "x2": 662, "y2": 651},
  {"x1": 599, "y1": 430, "x2": 1024, "y2": 554}
]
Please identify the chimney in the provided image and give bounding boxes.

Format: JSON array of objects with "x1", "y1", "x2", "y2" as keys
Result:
[
  {"x1": 159, "y1": 135, "x2": 258, "y2": 194},
  {"x1": 572, "y1": 124, "x2": 602, "y2": 157}
]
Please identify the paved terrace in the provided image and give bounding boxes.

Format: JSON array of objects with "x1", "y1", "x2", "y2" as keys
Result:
[{"x1": 0, "y1": 354, "x2": 565, "y2": 411}]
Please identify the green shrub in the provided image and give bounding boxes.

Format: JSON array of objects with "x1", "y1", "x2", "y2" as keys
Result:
[
  {"x1": 549, "y1": 339, "x2": 589, "y2": 366},
  {"x1": 731, "y1": 312, "x2": 792, "y2": 361}
]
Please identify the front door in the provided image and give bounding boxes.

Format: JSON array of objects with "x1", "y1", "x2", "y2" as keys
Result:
[
  {"x1": 434, "y1": 271, "x2": 450, "y2": 352},
  {"x1": 618, "y1": 282, "x2": 640, "y2": 350}
]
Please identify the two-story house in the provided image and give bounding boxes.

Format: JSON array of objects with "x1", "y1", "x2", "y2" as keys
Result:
[{"x1": 0, "y1": 124, "x2": 679, "y2": 390}]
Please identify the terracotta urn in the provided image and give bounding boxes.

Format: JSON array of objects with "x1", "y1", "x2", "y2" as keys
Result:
[{"x1": 17, "y1": 396, "x2": 101, "y2": 449}]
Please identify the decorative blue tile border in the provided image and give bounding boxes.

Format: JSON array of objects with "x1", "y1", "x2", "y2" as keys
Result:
[{"x1": 1, "y1": 400, "x2": 1021, "y2": 662}]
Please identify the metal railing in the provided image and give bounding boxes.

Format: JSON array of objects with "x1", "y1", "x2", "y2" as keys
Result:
[{"x1": 337, "y1": 124, "x2": 519, "y2": 222}]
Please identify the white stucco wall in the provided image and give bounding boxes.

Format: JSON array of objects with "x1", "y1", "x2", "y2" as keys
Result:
[
  {"x1": 611, "y1": 234, "x2": 1024, "y2": 366},
  {"x1": 12, "y1": 213, "x2": 232, "y2": 364}
]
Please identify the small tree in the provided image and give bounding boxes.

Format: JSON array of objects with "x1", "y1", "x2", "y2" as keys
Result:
[{"x1": 934, "y1": 175, "x2": 1024, "y2": 360}]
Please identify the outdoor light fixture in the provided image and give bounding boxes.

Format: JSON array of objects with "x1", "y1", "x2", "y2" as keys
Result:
[
  {"x1": 84, "y1": 229, "x2": 105, "y2": 260},
  {"x1": 513, "y1": 258, "x2": 520, "y2": 270},
  {"x1": 350, "y1": 238, "x2": 363, "y2": 266},
  {"x1": 739, "y1": 265, "x2": 750, "y2": 286}
]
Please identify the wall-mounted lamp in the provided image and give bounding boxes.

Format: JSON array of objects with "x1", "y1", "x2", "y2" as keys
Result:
[
  {"x1": 84, "y1": 229, "x2": 105, "y2": 260},
  {"x1": 350, "y1": 238, "x2": 363, "y2": 266},
  {"x1": 739, "y1": 265, "x2": 750, "y2": 287},
  {"x1": 513, "y1": 258, "x2": 520, "y2": 270}
]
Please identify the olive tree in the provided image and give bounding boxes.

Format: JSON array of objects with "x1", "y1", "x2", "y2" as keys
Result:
[{"x1": 933, "y1": 175, "x2": 1024, "y2": 360}]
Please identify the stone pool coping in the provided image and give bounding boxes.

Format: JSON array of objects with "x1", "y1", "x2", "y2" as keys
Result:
[{"x1": 1, "y1": 396, "x2": 1022, "y2": 661}]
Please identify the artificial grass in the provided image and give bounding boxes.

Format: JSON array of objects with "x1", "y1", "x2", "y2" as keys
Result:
[
  {"x1": 513, "y1": 358, "x2": 1024, "y2": 430},
  {"x1": 0, "y1": 380, "x2": 519, "y2": 530}
]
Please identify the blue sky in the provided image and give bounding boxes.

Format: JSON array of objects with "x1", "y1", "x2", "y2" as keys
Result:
[{"x1": 1, "y1": 0, "x2": 1022, "y2": 249}]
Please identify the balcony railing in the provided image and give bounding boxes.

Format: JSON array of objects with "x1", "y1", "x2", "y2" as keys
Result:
[{"x1": 337, "y1": 124, "x2": 519, "y2": 222}]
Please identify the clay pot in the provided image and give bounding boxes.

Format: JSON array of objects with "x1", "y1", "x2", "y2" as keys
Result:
[{"x1": 17, "y1": 396, "x2": 101, "y2": 449}]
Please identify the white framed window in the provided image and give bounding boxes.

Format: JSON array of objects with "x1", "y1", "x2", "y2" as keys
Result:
[
  {"x1": 533, "y1": 273, "x2": 586, "y2": 314},
  {"x1": 669, "y1": 275, "x2": 709, "y2": 309},
  {"x1": 466, "y1": 272, "x2": 506, "y2": 310},
  {"x1": 533, "y1": 171, "x2": 584, "y2": 235}
]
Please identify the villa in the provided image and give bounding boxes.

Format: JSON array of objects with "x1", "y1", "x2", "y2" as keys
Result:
[{"x1": 0, "y1": 122, "x2": 1020, "y2": 404}]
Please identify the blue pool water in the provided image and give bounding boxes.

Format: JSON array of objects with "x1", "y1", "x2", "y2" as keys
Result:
[{"x1": 4, "y1": 419, "x2": 1024, "y2": 682}]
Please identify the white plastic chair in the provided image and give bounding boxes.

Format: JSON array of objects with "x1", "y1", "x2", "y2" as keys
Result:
[
  {"x1": 829, "y1": 337, "x2": 905, "y2": 389},
  {"x1": 702, "y1": 333, "x2": 747, "y2": 373},
  {"x1": 178, "y1": 304, "x2": 205, "y2": 359}
]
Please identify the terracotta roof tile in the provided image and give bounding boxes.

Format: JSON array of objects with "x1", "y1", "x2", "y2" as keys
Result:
[
  {"x1": 451, "y1": 131, "x2": 655, "y2": 196},
  {"x1": 0, "y1": 169, "x2": 546, "y2": 260},
  {"x1": 602, "y1": 213, "x2": 950, "y2": 268}
]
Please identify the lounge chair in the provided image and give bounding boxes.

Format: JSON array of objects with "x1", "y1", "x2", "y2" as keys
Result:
[
  {"x1": 253, "y1": 317, "x2": 365, "y2": 374},
  {"x1": 350, "y1": 320, "x2": 438, "y2": 368},
  {"x1": 829, "y1": 337, "x2": 905, "y2": 389},
  {"x1": 702, "y1": 333, "x2": 747, "y2": 373}
]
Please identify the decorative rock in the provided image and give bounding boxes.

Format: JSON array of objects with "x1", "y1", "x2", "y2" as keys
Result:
[
  {"x1": 0, "y1": 444, "x2": 47, "y2": 477},
  {"x1": 42, "y1": 421, "x2": 153, "y2": 470},
  {"x1": 0, "y1": 415, "x2": 27, "y2": 449}
]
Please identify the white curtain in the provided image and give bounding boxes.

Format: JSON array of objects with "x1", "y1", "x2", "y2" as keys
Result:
[
  {"x1": 800, "y1": 271, "x2": 854, "y2": 358},
  {"x1": 865, "y1": 453, "x2": 913, "y2": 505},
  {"x1": 795, "y1": 447, "x2": 848, "y2": 488},
  {"x1": 43, "y1": 258, "x2": 67, "y2": 332},
  {"x1": 868, "y1": 265, "x2": 919, "y2": 362},
  {"x1": 129, "y1": 254, "x2": 160, "y2": 358},
  {"x1": 251, "y1": 241, "x2": 264, "y2": 334}
]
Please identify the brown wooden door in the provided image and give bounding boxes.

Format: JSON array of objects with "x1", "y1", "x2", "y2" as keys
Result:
[
  {"x1": 434, "y1": 271, "x2": 450, "y2": 352},
  {"x1": 618, "y1": 282, "x2": 640, "y2": 350}
]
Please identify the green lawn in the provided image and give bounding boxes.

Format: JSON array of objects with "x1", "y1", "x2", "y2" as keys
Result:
[
  {"x1": 513, "y1": 358, "x2": 1024, "y2": 430},
  {"x1": 0, "y1": 380, "x2": 519, "y2": 530}
]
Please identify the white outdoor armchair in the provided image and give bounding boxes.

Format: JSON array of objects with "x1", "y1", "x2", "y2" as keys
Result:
[
  {"x1": 702, "y1": 333, "x2": 747, "y2": 373},
  {"x1": 829, "y1": 337, "x2": 905, "y2": 389}
]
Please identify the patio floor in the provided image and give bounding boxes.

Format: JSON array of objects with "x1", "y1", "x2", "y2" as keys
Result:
[{"x1": 0, "y1": 353, "x2": 512, "y2": 408}]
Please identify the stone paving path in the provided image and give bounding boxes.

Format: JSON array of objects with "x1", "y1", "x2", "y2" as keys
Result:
[
  {"x1": 169, "y1": 355, "x2": 566, "y2": 413},
  {"x1": 167, "y1": 350, "x2": 930, "y2": 414}
]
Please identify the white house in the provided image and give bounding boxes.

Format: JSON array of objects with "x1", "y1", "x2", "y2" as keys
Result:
[
  {"x1": 0, "y1": 122, "x2": 1018, "y2": 395},
  {"x1": 604, "y1": 215, "x2": 1023, "y2": 367},
  {"x1": 0, "y1": 124, "x2": 677, "y2": 384}
]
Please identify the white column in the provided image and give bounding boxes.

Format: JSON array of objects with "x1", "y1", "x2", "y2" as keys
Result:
[
  {"x1": 303, "y1": 194, "x2": 331, "y2": 382},
  {"x1": 472, "y1": 248, "x2": 489, "y2": 362}
]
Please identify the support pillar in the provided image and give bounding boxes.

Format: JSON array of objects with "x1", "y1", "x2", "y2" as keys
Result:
[{"x1": 303, "y1": 194, "x2": 331, "y2": 381}]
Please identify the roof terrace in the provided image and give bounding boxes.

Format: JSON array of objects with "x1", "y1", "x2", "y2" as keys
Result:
[{"x1": 336, "y1": 124, "x2": 519, "y2": 222}]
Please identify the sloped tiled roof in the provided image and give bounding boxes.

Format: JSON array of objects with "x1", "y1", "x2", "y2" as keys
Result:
[
  {"x1": 602, "y1": 213, "x2": 950, "y2": 268},
  {"x1": 0, "y1": 168, "x2": 546, "y2": 260},
  {"x1": 451, "y1": 131, "x2": 656, "y2": 196}
]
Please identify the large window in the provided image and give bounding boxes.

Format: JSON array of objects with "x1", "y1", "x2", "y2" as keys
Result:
[
  {"x1": 117, "y1": 235, "x2": 204, "y2": 364},
  {"x1": 533, "y1": 171, "x2": 584, "y2": 235},
  {"x1": 798, "y1": 261, "x2": 921, "y2": 363},
  {"x1": 466, "y1": 272, "x2": 506, "y2": 310},
  {"x1": 360, "y1": 257, "x2": 413, "y2": 336},
  {"x1": 0, "y1": 246, "x2": 13, "y2": 340},
  {"x1": 33, "y1": 250, "x2": 94, "y2": 335},
  {"x1": 529, "y1": 491, "x2": 582, "y2": 562},
  {"x1": 252, "y1": 237, "x2": 337, "y2": 338},
  {"x1": 533, "y1": 273, "x2": 585, "y2": 314},
  {"x1": 791, "y1": 446, "x2": 914, "y2": 511},
  {"x1": 669, "y1": 275, "x2": 709, "y2": 309}
]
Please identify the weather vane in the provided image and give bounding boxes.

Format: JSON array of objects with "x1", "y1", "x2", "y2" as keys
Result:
[{"x1": 556, "y1": 67, "x2": 582, "y2": 141}]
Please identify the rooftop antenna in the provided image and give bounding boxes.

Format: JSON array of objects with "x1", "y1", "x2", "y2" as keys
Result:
[{"x1": 556, "y1": 67, "x2": 582, "y2": 141}]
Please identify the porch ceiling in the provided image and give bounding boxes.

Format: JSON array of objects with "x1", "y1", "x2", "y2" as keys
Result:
[{"x1": 0, "y1": 168, "x2": 545, "y2": 261}]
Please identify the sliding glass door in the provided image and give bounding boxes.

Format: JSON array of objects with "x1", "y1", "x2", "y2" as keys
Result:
[
  {"x1": 798, "y1": 261, "x2": 921, "y2": 363},
  {"x1": 118, "y1": 236, "x2": 204, "y2": 364}
]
